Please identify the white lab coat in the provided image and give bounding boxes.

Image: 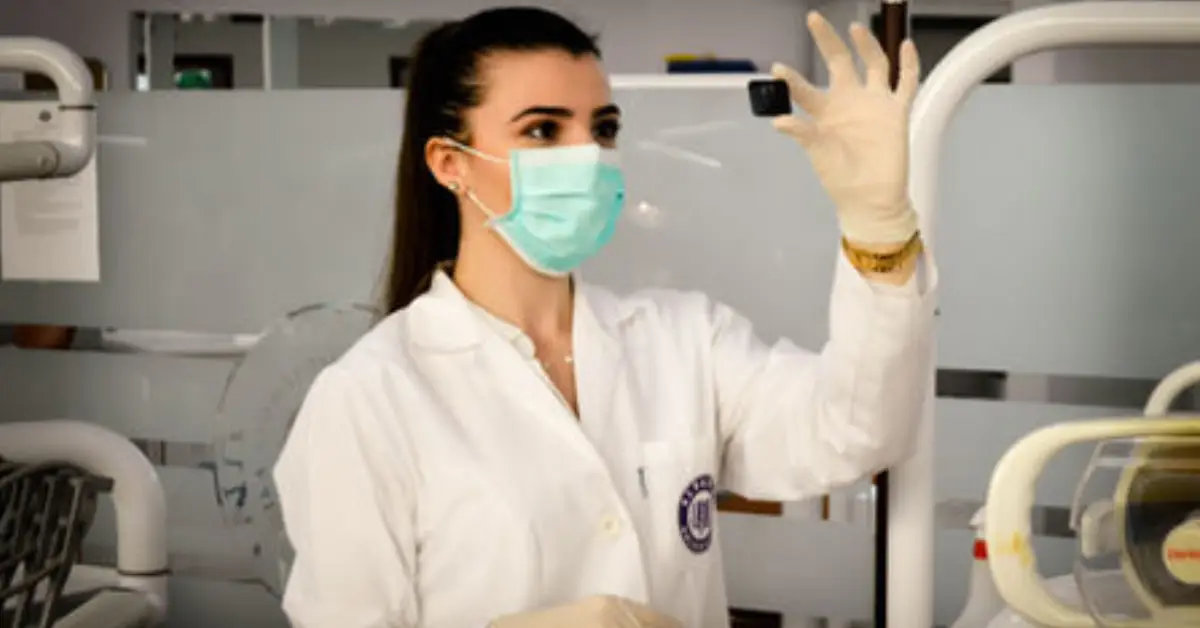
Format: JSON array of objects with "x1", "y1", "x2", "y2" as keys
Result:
[{"x1": 274, "y1": 253, "x2": 937, "y2": 628}]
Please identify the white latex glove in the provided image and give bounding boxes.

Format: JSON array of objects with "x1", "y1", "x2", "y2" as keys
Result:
[
  {"x1": 772, "y1": 12, "x2": 921, "y2": 246},
  {"x1": 489, "y1": 595, "x2": 682, "y2": 628}
]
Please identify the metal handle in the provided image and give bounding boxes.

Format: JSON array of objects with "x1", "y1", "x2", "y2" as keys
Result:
[{"x1": 0, "y1": 37, "x2": 96, "y2": 181}]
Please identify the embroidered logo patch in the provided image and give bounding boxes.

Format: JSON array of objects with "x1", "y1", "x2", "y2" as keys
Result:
[{"x1": 677, "y1": 474, "x2": 715, "y2": 553}]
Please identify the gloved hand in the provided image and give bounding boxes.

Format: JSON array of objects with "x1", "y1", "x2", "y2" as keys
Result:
[
  {"x1": 489, "y1": 595, "x2": 682, "y2": 628},
  {"x1": 772, "y1": 12, "x2": 921, "y2": 246}
]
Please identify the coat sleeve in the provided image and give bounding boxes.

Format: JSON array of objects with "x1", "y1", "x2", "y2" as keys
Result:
[
  {"x1": 712, "y1": 252, "x2": 937, "y2": 502},
  {"x1": 273, "y1": 364, "x2": 420, "y2": 628}
]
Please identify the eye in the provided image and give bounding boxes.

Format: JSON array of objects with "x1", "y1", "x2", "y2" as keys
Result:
[
  {"x1": 522, "y1": 119, "x2": 561, "y2": 143},
  {"x1": 594, "y1": 118, "x2": 621, "y2": 146}
]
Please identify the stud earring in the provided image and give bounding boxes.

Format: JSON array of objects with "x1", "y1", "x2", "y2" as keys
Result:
[{"x1": 447, "y1": 181, "x2": 461, "y2": 193}]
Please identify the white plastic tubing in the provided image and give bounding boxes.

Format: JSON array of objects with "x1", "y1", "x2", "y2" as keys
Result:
[
  {"x1": 0, "y1": 37, "x2": 96, "y2": 179},
  {"x1": 890, "y1": 3, "x2": 1200, "y2": 626},
  {"x1": 0, "y1": 420, "x2": 168, "y2": 621}
]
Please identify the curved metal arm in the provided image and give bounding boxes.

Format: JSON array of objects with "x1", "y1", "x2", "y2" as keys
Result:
[
  {"x1": 890, "y1": 4, "x2": 1200, "y2": 626},
  {"x1": 0, "y1": 420, "x2": 168, "y2": 622},
  {"x1": 0, "y1": 37, "x2": 96, "y2": 181},
  {"x1": 1144, "y1": 361, "x2": 1200, "y2": 415}
]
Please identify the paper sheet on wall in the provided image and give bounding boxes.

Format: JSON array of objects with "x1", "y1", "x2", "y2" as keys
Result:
[{"x1": 0, "y1": 101, "x2": 100, "y2": 282}]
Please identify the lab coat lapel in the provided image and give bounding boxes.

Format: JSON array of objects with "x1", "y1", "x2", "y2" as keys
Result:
[
  {"x1": 406, "y1": 271, "x2": 487, "y2": 353},
  {"x1": 411, "y1": 274, "x2": 653, "y2": 597},
  {"x1": 409, "y1": 272, "x2": 644, "y2": 470},
  {"x1": 409, "y1": 271, "x2": 596, "y2": 457},
  {"x1": 574, "y1": 283, "x2": 651, "y2": 508},
  {"x1": 573, "y1": 283, "x2": 625, "y2": 436}
]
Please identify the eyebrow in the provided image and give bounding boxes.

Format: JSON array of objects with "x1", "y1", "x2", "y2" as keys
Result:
[{"x1": 510, "y1": 103, "x2": 622, "y2": 122}]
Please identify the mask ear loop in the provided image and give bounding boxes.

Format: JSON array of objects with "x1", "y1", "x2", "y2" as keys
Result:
[{"x1": 438, "y1": 137, "x2": 507, "y2": 225}]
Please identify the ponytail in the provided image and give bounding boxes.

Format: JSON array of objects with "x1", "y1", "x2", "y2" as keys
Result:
[{"x1": 384, "y1": 23, "x2": 464, "y2": 313}]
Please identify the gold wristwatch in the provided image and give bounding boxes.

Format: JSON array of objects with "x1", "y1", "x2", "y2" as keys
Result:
[{"x1": 840, "y1": 231, "x2": 924, "y2": 274}]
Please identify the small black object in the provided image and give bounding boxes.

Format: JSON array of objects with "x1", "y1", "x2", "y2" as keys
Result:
[{"x1": 747, "y1": 79, "x2": 791, "y2": 117}]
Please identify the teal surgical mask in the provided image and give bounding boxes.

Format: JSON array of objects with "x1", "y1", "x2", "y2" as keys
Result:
[{"x1": 445, "y1": 140, "x2": 626, "y2": 276}]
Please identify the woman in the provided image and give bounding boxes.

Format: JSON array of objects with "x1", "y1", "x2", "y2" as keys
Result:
[{"x1": 274, "y1": 6, "x2": 934, "y2": 628}]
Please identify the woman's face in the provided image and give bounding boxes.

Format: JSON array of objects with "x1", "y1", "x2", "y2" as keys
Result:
[{"x1": 432, "y1": 49, "x2": 621, "y2": 222}]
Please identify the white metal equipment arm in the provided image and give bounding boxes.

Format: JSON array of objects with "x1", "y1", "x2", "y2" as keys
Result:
[
  {"x1": 0, "y1": 38, "x2": 95, "y2": 181},
  {"x1": 892, "y1": 3, "x2": 1200, "y2": 627},
  {"x1": 0, "y1": 420, "x2": 169, "y2": 623}
]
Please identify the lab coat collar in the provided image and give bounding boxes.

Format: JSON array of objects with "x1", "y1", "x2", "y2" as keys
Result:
[{"x1": 406, "y1": 269, "x2": 632, "y2": 354}]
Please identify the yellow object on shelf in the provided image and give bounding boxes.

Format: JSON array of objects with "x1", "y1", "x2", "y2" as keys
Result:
[{"x1": 664, "y1": 53, "x2": 715, "y2": 63}]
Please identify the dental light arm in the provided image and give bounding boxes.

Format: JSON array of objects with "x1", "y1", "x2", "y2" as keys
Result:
[
  {"x1": 0, "y1": 420, "x2": 169, "y2": 623},
  {"x1": 0, "y1": 37, "x2": 96, "y2": 181}
]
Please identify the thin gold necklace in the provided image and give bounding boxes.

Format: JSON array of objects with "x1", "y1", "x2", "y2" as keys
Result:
[{"x1": 540, "y1": 354, "x2": 574, "y2": 369}]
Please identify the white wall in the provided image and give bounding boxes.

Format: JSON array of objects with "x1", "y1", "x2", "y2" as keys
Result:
[
  {"x1": 8, "y1": 0, "x2": 1200, "y2": 90},
  {"x1": 814, "y1": 0, "x2": 1200, "y2": 85},
  {"x1": 808, "y1": 0, "x2": 1013, "y2": 85},
  {"x1": 157, "y1": 17, "x2": 438, "y2": 89},
  {"x1": 1011, "y1": 0, "x2": 1200, "y2": 83},
  {"x1": 295, "y1": 19, "x2": 432, "y2": 88},
  {"x1": 1054, "y1": 43, "x2": 1200, "y2": 82},
  {"x1": 0, "y1": 0, "x2": 816, "y2": 90}
]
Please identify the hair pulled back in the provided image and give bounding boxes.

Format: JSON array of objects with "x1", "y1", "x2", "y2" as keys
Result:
[{"x1": 384, "y1": 7, "x2": 599, "y2": 312}]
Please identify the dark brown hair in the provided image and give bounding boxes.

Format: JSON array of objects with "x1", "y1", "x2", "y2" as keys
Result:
[{"x1": 384, "y1": 7, "x2": 600, "y2": 313}]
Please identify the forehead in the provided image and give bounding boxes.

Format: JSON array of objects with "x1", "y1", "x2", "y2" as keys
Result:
[{"x1": 474, "y1": 49, "x2": 612, "y2": 116}]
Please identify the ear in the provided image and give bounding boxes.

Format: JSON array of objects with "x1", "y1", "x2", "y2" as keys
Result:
[{"x1": 425, "y1": 137, "x2": 465, "y2": 191}]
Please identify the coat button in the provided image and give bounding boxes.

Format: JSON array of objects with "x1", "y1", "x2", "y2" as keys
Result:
[{"x1": 601, "y1": 514, "x2": 622, "y2": 537}]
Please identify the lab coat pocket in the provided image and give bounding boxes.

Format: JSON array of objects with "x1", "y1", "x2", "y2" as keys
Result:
[{"x1": 639, "y1": 439, "x2": 716, "y2": 617}]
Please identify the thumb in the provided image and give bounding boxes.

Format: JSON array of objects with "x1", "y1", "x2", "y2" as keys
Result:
[{"x1": 772, "y1": 115, "x2": 818, "y2": 148}]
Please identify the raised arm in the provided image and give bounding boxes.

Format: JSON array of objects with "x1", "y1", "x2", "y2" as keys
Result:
[
  {"x1": 712, "y1": 12, "x2": 934, "y2": 500},
  {"x1": 714, "y1": 251, "x2": 935, "y2": 501}
]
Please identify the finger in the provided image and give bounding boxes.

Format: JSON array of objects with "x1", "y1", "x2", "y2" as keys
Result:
[
  {"x1": 772, "y1": 115, "x2": 818, "y2": 148},
  {"x1": 771, "y1": 62, "x2": 826, "y2": 114},
  {"x1": 848, "y1": 21, "x2": 889, "y2": 91},
  {"x1": 807, "y1": 11, "x2": 859, "y2": 88},
  {"x1": 895, "y1": 39, "x2": 921, "y2": 104}
]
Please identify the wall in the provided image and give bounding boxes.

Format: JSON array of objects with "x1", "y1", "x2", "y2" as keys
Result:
[
  {"x1": 813, "y1": 0, "x2": 1200, "y2": 85},
  {"x1": 811, "y1": 0, "x2": 1013, "y2": 86},
  {"x1": 295, "y1": 19, "x2": 434, "y2": 88},
  {"x1": 151, "y1": 16, "x2": 266, "y2": 88},
  {"x1": 1011, "y1": 0, "x2": 1200, "y2": 84},
  {"x1": 1054, "y1": 43, "x2": 1200, "y2": 82},
  {"x1": 150, "y1": 17, "x2": 438, "y2": 89},
  {"x1": 139, "y1": 17, "x2": 427, "y2": 89},
  {"x1": 12, "y1": 0, "x2": 1200, "y2": 90},
  {"x1": 0, "y1": 0, "x2": 814, "y2": 89}
]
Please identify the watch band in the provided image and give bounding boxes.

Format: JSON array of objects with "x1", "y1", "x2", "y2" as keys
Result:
[{"x1": 841, "y1": 231, "x2": 924, "y2": 274}]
